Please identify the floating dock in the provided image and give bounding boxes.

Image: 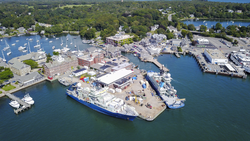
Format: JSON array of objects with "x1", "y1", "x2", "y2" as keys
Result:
[{"x1": 5, "y1": 93, "x2": 31, "y2": 114}]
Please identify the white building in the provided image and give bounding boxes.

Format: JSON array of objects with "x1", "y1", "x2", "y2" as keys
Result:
[
  {"x1": 197, "y1": 38, "x2": 209, "y2": 44},
  {"x1": 72, "y1": 68, "x2": 88, "y2": 77},
  {"x1": 204, "y1": 49, "x2": 228, "y2": 65},
  {"x1": 151, "y1": 24, "x2": 159, "y2": 31}
]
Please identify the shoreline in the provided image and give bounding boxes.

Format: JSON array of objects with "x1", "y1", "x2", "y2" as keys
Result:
[{"x1": 180, "y1": 18, "x2": 250, "y2": 22}]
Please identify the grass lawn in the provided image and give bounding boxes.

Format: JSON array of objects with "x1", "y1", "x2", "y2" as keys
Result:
[
  {"x1": 0, "y1": 91, "x2": 2, "y2": 94},
  {"x1": 95, "y1": 31, "x2": 101, "y2": 37},
  {"x1": 59, "y1": 4, "x2": 93, "y2": 9},
  {"x1": 2, "y1": 84, "x2": 16, "y2": 91}
]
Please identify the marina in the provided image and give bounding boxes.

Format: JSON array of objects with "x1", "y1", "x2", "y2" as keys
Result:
[{"x1": 5, "y1": 93, "x2": 31, "y2": 114}]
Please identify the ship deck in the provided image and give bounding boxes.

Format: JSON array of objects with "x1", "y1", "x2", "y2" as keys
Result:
[{"x1": 64, "y1": 70, "x2": 166, "y2": 121}]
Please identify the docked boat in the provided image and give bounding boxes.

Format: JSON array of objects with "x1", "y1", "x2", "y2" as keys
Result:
[
  {"x1": 58, "y1": 78, "x2": 71, "y2": 86},
  {"x1": 146, "y1": 70, "x2": 185, "y2": 109},
  {"x1": 53, "y1": 49, "x2": 61, "y2": 53},
  {"x1": 22, "y1": 94, "x2": 34, "y2": 105},
  {"x1": 9, "y1": 100, "x2": 20, "y2": 108},
  {"x1": 7, "y1": 51, "x2": 11, "y2": 56},
  {"x1": 61, "y1": 47, "x2": 70, "y2": 53},
  {"x1": 66, "y1": 83, "x2": 138, "y2": 121},
  {"x1": 230, "y1": 50, "x2": 250, "y2": 73},
  {"x1": 22, "y1": 50, "x2": 27, "y2": 53}
]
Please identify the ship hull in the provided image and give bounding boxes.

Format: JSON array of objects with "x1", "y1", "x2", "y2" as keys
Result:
[
  {"x1": 146, "y1": 75, "x2": 184, "y2": 109},
  {"x1": 66, "y1": 92, "x2": 137, "y2": 121}
]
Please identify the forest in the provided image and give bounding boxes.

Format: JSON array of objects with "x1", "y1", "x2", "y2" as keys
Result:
[{"x1": 0, "y1": 1, "x2": 250, "y2": 40}]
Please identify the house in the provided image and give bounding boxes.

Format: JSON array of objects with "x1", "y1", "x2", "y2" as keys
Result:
[
  {"x1": 236, "y1": 10, "x2": 242, "y2": 13},
  {"x1": 78, "y1": 52, "x2": 104, "y2": 67},
  {"x1": 40, "y1": 30, "x2": 45, "y2": 34},
  {"x1": 151, "y1": 24, "x2": 159, "y2": 31},
  {"x1": 0, "y1": 31, "x2": 4, "y2": 35},
  {"x1": 189, "y1": 14, "x2": 194, "y2": 18},
  {"x1": 167, "y1": 26, "x2": 177, "y2": 33},
  {"x1": 204, "y1": 49, "x2": 228, "y2": 65},
  {"x1": 17, "y1": 72, "x2": 44, "y2": 86},
  {"x1": 17, "y1": 27, "x2": 26, "y2": 34},
  {"x1": 228, "y1": 9, "x2": 234, "y2": 13},
  {"x1": 8, "y1": 58, "x2": 31, "y2": 76},
  {"x1": 106, "y1": 32, "x2": 133, "y2": 46},
  {"x1": 197, "y1": 38, "x2": 209, "y2": 44},
  {"x1": 43, "y1": 55, "x2": 78, "y2": 77},
  {"x1": 96, "y1": 68, "x2": 134, "y2": 89}
]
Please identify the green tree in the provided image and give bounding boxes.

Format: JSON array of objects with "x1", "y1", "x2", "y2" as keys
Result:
[
  {"x1": 53, "y1": 52, "x2": 59, "y2": 55},
  {"x1": 23, "y1": 59, "x2": 38, "y2": 69},
  {"x1": 188, "y1": 32, "x2": 193, "y2": 40},
  {"x1": 176, "y1": 23, "x2": 181, "y2": 31},
  {"x1": 188, "y1": 24, "x2": 196, "y2": 31},
  {"x1": 215, "y1": 23, "x2": 222, "y2": 31},
  {"x1": 181, "y1": 30, "x2": 188, "y2": 38},
  {"x1": 233, "y1": 39, "x2": 238, "y2": 45},
  {"x1": 200, "y1": 25, "x2": 207, "y2": 32}
]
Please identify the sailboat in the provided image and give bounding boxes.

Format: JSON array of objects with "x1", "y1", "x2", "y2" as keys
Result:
[
  {"x1": 34, "y1": 40, "x2": 40, "y2": 48},
  {"x1": 75, "y1": 39, "x2": 77, "y2": 48},
  {"x1": 7, "y1": 49, "x2": 11, "y2": 56},
  {"x1": 1, "y1": 50, "x2": 6, "y2": 62},
  {"x1": 70, "y1": 38, "x2": 73, "y2": 45},
  {"x1": 61, "y1": 37, "x2": 63, "y2": 46}
]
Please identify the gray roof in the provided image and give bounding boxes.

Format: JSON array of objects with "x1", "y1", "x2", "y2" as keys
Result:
[
  {"x1": 86, "y1": 47, "x2": 97, "y2": 53},
  {"x1": 9, "y1": 58, "x2": 30, "y2": 70},
  {"x1": 0, "y1": 60, "x2": 7, "y2": 67},
  {"x1": 18, "y1": 72, "x2": 43, "y2": 83}
]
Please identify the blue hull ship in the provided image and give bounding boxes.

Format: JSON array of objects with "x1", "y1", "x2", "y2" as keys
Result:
[
  {"x1": 146, "y1": 70, "x2": 185, "y2": 109},
  {"x1": 66, "y1": 83, "x2": 138, "y2": 121}
]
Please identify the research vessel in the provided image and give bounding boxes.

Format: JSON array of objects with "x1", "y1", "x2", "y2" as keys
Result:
[
  {"x1": 146, "y1": 69, "x2": 185, "y2": 109},
  {"x1": 66, "y1": 83, "x2": 138, "y2": 121}
]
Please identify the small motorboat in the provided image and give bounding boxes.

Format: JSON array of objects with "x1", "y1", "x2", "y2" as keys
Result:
[
  {"x1": 22, "y1": 94, "x2": 34, "y2": 105},
  {"x1": 52, "y1": 46, "x2": 55, "y2": 49},
  {"x1": 7, "y1": 52, "x2": 11, "y2": 56},
  {"x1": 12, "y1": 43, "x2": 15, "y2": 46},
  {"x1": 24, "y1": 43, "x2": 27, "y2": 46},
  {"x1": 49, "y1": 41, "x2": 52, "y2": 43},
  {"x1": 9, "y1": 100, "x2": 20, "y2": 108}
]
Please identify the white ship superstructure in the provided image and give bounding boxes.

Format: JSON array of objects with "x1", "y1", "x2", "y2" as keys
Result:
[{"x1": 230, "y1": 50, "x2": 250, "y2": 73}]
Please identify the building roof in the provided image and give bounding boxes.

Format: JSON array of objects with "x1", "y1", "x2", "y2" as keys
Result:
[
  {"x1": 8, "y1": 58, "x2": 30, "y2": 69},
  {"x1": 73, "y1": 68, "x2": 86, "y2": 73},
  {"x1": 18, "y1": 72, "x2": 43, "y2": 83},
  {"x1": 44, "y1": 55, "x2": 77, "y2": 68},
  {"x1": 86, "y1": 47, "x2": 97, "y2": 53},
  {"x1": 205, "y1": 49, "x2": 227, "y2": 60},
  {"x1": 0, "y1": 60, "x2": 7, "y2": 67},
  {"x1": 97, "y1": 68, "x2": 133, "y2": 85},
  {"x1": 106, "y1": 34, "x2": 133, "y2": 41},
  {"x1": 112, "y1": 62, "x2": 131, "y2": 71}
]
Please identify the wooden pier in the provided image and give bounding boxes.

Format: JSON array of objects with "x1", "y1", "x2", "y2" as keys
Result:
[{"x1": 6, "y1": 93, "x2": 31, "y2": 114}]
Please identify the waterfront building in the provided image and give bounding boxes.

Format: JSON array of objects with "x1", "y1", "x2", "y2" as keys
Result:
[
  {"x1": 78, "y1": 52, "x2": 104, "y2": 67},
  {"x1": 204, "y1": 49, "x2": 228, "y2": 65},
  {"x1": 43, "y1": 55, "x2": 78, "y2": 77},
  {"x1": 171, "y1": 39, "x2": 182, "y2": 46},
  {"x1": 106, "y1": 32, "x2": 133, "y2": 46},
  {"x1": 96, "y1": 68, "x2": 134, "y2": 89},
  {"x1": 17, "y1": 27, "x2": 26, "y2": 34},
  {"x1": 197, "y1": 38, "x2": 209, "y2": 44},
  {"x1": 8, "y1": 58, "x2": 31, "y2": 76},
  {"x1": 17, "y1": 72, "x2": 44, "y2": 86}
]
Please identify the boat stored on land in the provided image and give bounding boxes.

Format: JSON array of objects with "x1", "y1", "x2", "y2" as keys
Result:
[
  {"x1": 58, "y1": 78, "x2": 71, "y2": 86},
  {"x1": 66, "y1": 83, "x2": 138, "y2": 121},
  {"x1": 146, "y1": 69, "x2": 185, "y2": 109}
]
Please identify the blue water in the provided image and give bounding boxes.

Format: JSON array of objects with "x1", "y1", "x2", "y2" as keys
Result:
[
  {"x1": 0, "y1": 34, "x2": 92, "y2": 62},
  {"x1": 209, "y1": 0, "x2": 250, "y2": 3},
  {"x1": 181, "y1": 19, "x2": 250, "y2": 29},
  {"x1": 1, "y1": 37, "x2": 250, "y2": 140}
]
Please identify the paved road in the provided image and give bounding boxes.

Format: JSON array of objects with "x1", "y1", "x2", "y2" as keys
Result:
[{"x1": 168, "y1": 13, "x2": 175, "y2": 22}]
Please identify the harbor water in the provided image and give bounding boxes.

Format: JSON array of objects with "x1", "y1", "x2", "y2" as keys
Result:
[
  {"x1": 181, "y1": 19, "x2": 250, "y2": 29},
  {"x1": 1, "y1": 36, "x2": 250, "y2": 140}
]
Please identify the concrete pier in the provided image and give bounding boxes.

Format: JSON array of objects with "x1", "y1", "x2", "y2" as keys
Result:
[
  {"x1": 144, "y1": 58, "x2": 169, "y2": 72},
  {"x1": 6, "y1": 93, "x2": 31, "y2": 114}
]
